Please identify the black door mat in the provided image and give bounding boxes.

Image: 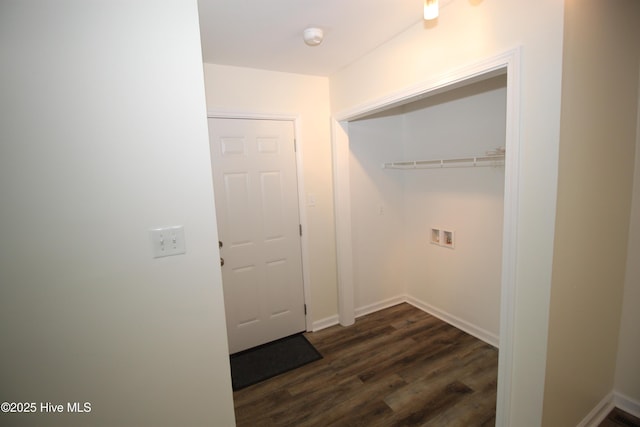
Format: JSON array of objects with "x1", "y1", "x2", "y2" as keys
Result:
[{"x1": 230, "y1": 333, "x2": 322, "y2": 391}]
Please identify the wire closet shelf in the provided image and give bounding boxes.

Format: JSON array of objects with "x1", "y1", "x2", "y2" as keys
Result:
[{"x1": 382, "y1": 148, "x2": 505, "y2": 170}]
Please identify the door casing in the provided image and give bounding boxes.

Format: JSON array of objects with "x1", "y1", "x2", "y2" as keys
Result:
[
  {"x1": 207, "y1": 112, "x2": 312, "y2": 333},
  {"x1": 331, "y1": 48, "x2": 522, "y2": 426}
]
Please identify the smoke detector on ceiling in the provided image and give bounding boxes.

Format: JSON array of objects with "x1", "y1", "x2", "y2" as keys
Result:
[{"x1": 303, "y1": 27, "x2": 324, "y2": 46}]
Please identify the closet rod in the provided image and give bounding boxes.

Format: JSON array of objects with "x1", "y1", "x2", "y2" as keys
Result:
[{"x1": 382, "y1": 153, "x2": 505, "y2": 170}]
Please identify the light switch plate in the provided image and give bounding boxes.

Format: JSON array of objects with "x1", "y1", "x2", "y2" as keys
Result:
[{"x1": 150, "y1": 226, "x2": 186, "y2": 258}]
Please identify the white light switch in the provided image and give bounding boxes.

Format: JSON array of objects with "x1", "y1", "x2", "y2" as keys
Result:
[{"x1": 150, "y1": 226, "x2": 186, "y2": 258}]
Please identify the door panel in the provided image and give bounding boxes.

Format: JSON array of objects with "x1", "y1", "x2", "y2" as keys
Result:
[{"x1": 208, "y1": 118, "x2": 305, "y2": 354}]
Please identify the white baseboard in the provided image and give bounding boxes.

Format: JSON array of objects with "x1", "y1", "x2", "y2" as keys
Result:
[
  {"x1": 311, "y1": 295, "x2": 406, "y2": 332},
  {"x1": 312, "y1": 296, "x2": 405, "y2": 331},
  {"x1": 405, "y1": 295, "x2": 500, "y2": 348},
  {"x1": 350, "y1": 294, "x2": 500, "y2": 348},
  {"x1": 578, "y1": 390, "x2": 640, "y2": 427},
  {"x1": 355, "y1": 295, "x2": 406, "y2": 319},
  {"x1": 311, "y1": 314, "x2": 339, "y2": 332},
  {"x1": 614, "y1": 391, "x2": 640, "y2": 419},
  {"x1": 578, "y1": 392, "x2": 615, "y2": 427}
]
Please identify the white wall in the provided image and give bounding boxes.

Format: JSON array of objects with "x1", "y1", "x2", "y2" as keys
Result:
[
  {"x1": 543, "y1": 0, "x2": 640, "y2": 425},
  {"x1": 403, "y1": 76, "x2": 506, "y2": 344},
  {"x1": 349, "y1": 112, "x2": 406, "y2": 311},
  {"x1": 348, "y1": 77, "x2": 505, "y2": 344},
  {"x1": 329, "y1": 0, "x2": 565, "y2": 424},
  {"x1": 615, "y1": 72, "x2": 640, "y2": 407},
  {"x1": 0, "y1": 2, "x2": 235, "y2": 426},
  {"x1": 202, "y1": 64, "x2": 337, "y2": 324}
]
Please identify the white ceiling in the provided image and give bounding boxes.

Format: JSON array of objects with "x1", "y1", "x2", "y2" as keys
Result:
[{"x1": 197, "y1": 0, "x2": 427, "y2": 76}]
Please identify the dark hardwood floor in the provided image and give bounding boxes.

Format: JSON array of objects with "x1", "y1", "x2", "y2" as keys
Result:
[
  {"x1": 233, "y1": 303, "x2": 498, "y2": 426},
  {"x1": 600, "y1": 407, "x2": 640, "y2": 427}
]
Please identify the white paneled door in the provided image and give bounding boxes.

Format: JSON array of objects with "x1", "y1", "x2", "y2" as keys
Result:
[{"x1": 208, "y1": 118, "x2": 306, "y2": 354}]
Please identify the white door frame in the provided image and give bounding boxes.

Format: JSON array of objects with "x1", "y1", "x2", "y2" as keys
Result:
[
  {"x1": 207, "y1": 111, "x2": 312, "y2": 332},
  {"x1": 331, "y1": 48, "x2": 521, "y2": 426}
]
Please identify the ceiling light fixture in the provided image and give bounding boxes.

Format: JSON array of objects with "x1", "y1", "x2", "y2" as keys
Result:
[
  {"x1": 303, "y1": 27, "x2": 324, "y2": 46},
  {"x1": 424, "y1": 0, "x2": 439, "y2": 20}
]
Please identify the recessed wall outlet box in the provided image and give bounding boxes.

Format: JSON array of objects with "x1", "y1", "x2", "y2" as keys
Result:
[
  {"x1": 150, "y1": 225, "x2": 186, "y2": 258},
  {"x1": 431, "y1": 227, "x2": 455, "y2": 248},
  {"x1": 443, "y1": 230, "x2": 455, "y2": 249},
  {"x1": 431, "y1": 228, "x2": 441, "y2": 245}
]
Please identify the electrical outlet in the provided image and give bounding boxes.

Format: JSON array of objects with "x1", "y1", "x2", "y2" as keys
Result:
[{"x1": 150, "y1": 226, "x2": 186, "y2": 258}]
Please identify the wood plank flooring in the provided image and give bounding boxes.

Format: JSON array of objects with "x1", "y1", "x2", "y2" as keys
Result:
[
  {"x1": 233, "y1": 303, "x2": 498, "y2": 426},
  {"x1": 600, "y1": 407, "x2": 640, "y2": 427}
]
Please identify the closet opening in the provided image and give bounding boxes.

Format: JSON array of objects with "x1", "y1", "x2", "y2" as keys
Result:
[{"x1": 331, "y1": 49, "x2": 521, "y2": 425}]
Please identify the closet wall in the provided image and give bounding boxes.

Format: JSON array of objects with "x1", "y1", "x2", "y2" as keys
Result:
[
  {"x1": 349, "y1": 75, "x2": 507, "y2": 344},
  {"x1": 349, "y1": 112, "x2": 406, "y2": 312}
]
